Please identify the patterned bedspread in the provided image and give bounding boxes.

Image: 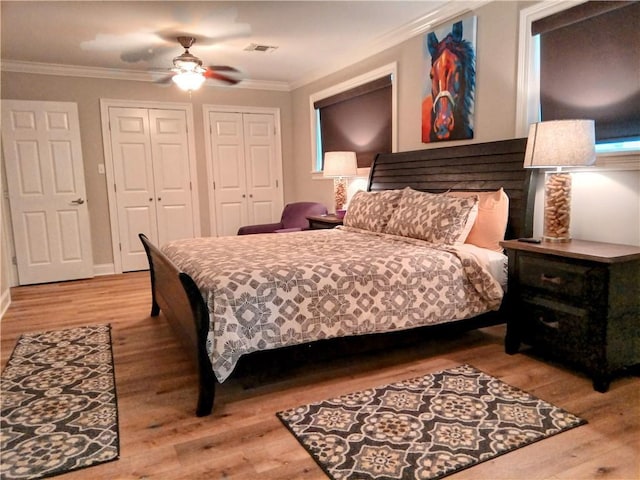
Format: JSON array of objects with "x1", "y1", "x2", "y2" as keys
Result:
[{"x1": 161, "y1": 227, "x2": 504, "y2": 382}]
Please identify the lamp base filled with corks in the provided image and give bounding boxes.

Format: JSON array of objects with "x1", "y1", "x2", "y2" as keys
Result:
[{"x1": 543, "y1": 170, "x2": 572, "y2": 242}]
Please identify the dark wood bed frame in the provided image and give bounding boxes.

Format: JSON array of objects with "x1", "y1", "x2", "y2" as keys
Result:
[{"x1": 140, "y1": 137, "x2": 536, "y2": 416}]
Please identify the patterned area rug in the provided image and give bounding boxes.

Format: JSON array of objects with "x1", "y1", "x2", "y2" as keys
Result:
[
  {"x1": 277, "y1": 364, "x2": 586, "y2": 480},
  {"x1": 1, "y1": 324, "x2": 119, "y2": 479}
]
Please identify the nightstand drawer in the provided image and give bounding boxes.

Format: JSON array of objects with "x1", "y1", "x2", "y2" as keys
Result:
[
  {"x1": 518, "y1": 255, "x2": 591, "y2": 301},
  {"x1": 520, "y1": 297, "x2": 597, "y2": 363},
  {"x1": 502, "y1": 239, "x2": 640, "y2": 392}
]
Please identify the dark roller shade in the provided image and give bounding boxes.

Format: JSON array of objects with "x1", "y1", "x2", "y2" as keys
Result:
[
  {"x1": 533, "y1": 1, "x2": 639, "y2": 142},
  {"x1": 314, "y1": 75, "x2": 392, "y2": 168}
]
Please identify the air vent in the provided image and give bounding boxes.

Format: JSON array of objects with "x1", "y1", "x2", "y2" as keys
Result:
[{"x1": 244, "y1": 43, "x2": 278, "y2": 53}]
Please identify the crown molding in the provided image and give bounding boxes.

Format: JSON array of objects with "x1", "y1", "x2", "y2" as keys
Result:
[
  {"x1": 289, "y1": 0, "x2": 490, "y2": 90},
  {"x1": 239, "y1": 79, "x2": 290, "y2": 92},
  {"x1": 1, "y1": 1, "x2": 488, "y2": 93},
  {"x1": 0, "y1": 59, "x2": 290, "y2": 92},
  {"x1": 397, "y1": 0, "x2": 491, "y2": 39},
  {"x1": 1, "y1": 60, "x2": 154, "y2": 82}
]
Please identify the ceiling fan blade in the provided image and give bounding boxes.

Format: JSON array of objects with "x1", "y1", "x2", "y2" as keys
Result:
[
  {"x1": 203, "y1": 69, "x2": 241, "y2": 85},
  {"x1": 153, "y1": 73, "x2": 175, "y2": 85},
  {"x1": 207, "y1": 65, "x2": 239, "y2": 72},
  {"x1": 120, "y1": 44, "x2": 174, "y2": 63},
  {"x1": 82, "y1": 32, "x2": 170, "y2": 63},
  {"x1": 156, "y1": 15, "x2": 251, "y2": 46},
  {"x1": 121, "y1": 47, "x2": 157, "y2": 63}
]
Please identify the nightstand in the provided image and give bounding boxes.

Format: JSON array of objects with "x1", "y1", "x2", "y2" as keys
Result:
[
  {"x1": 307, "y1": 214, "x2": 343, "y2": 230},
  {"x1": 500, "y1": 239, "x2": 640, "y2": 392}
]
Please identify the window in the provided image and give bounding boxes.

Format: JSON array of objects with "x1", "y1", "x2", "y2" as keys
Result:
[
  {"x1": 517, "y1": 1, "x2": 639, "y2": 156},
  {"x1": 314, "y1": 75, "x2": 392, "y2": 170},
  {"x1": 534, "y1": 1, "x2": 639, "y2": 143},
  {"x1": 309, "y1": 63, "x2": 398, "y2": 173}
]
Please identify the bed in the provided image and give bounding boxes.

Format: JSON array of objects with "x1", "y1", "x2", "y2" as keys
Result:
[{"x1": 140, "y1": 138, "x2": 536, "y2": 416}]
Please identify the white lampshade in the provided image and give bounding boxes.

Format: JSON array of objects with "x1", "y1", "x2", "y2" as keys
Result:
[
  {"x1": 524, "y1": 119, "x2": 596, "y2": 243},
  {"x1": 323, "y1": 151, "x2": 358, "y2": 178},
  {"x1": 524, "y1": 119, "x2": 596, "y2": 168},
  {"x1": 172, "y1": 71, "x2": 206, "y2": 91}
]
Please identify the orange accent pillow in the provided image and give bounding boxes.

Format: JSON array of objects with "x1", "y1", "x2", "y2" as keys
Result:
[{"x1": 447, "y1": 189, "x2": 509, "y2": 252}]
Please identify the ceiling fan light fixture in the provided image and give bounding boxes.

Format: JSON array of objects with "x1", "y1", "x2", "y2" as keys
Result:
[
  {"x1": 172, "y1": 70, "x2": 206, "y2": 91},
  {"x1": 163, "y1": 36, "x2": 239, "y2": 91},
  {"x1": 173, "y1": 56, "x2": 204, "y2": 72}
]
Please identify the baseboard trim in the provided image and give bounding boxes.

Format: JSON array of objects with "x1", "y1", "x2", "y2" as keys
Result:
[
  {"x1": 0, "y1": 288, "x2": 11, "y2": 320},
  {"x1": 94, "y1": 263, "x2": 115, "y2": 276}
]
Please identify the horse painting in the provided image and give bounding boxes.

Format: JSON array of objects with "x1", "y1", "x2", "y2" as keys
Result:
[{"x1": 422, "y1": 19, "x2": 476, "y2": 143}]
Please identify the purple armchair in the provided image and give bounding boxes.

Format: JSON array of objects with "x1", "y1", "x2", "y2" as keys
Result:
[{"x1": 237, "y1": 202, "x2": 328, "y2": 235}]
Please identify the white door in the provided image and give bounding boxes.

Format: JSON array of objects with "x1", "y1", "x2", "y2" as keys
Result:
[
  {"x1": 209, "y1": 112, "x2": 249, "y2": 236},
  {"x1": 149, "y1": 109, "x2": 195, "y2": 244},
  {"x1": 108, "y1": 107, "x2": 157, "y2": 272},
  {"x1": 208, "y1": 111, "x2": 282, "y2": 236},
  {"x1": 243, "y1": 113, "x2": 281, "y2": 226},
  {"x1": 1, "y1": 100, "x2": 94, "y2": 285},
  {"x1": 108, "y1": 107, "x2": 194, "y2": 271}
]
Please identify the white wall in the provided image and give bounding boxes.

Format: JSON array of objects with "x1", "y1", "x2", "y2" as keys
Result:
[{"x1": 532, "y1": 169, "x2": 640, "y2": 245}]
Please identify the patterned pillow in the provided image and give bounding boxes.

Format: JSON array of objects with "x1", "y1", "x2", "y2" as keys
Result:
[
  {"x1": 384, "y1": 187, "x2": 479, "y2": 244},
  {"x1": 344, "y1": 190, "x2": 403, "y2": 232}
]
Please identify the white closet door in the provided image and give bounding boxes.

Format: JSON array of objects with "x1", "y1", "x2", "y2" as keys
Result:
[
  {"x1": 242, "y1": 113, "x2": 282, "y2": 226},
  {"x1": 208, "y1": 110, "x2": 283, "y2": 237},
  {"x1": 108, "y1": 107, "x2": 157, "y2": 271},
  {"x1": 209, "y1": 111, "x2": 249, "y2": 236},
  {"x1": 2, "y1": 100, "x2": 93, "y2": 285},
  {"x1": 148, "y1": 109, "x2": 194, "y2": 245}
]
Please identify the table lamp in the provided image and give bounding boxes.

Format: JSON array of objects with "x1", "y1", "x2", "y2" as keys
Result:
[
  {"x1": 323, "y1": 151, "x2": 358, "y2": 213},
  {"x1": 524, "y1": 119, "x2": 596, "y2": 242}
]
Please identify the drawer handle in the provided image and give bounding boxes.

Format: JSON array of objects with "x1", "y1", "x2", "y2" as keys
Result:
[
  {"x1": 540, "y1": 273, "x2": 563, "y2": 286},
  {"x1": 538, "y1": 316, "x2": 560, "y2": 329}
]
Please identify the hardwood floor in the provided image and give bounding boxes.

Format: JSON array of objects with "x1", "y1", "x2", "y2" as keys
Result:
[{"x1": 1, "y1": 272, "x2": 638, "y2": 479}]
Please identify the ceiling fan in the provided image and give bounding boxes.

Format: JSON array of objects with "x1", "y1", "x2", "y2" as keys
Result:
[{"x1": 158, "y1": 36, "x2": 241, "y2": 91}]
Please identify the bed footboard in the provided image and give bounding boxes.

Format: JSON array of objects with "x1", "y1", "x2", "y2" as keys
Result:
[{"x1": 139, "y1": 234, "x2": 216, "y2": 416}]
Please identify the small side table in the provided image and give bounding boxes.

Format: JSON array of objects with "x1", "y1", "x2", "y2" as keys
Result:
[
  {"x1": 500, "y1": 238, "x2": 640, "y2": 392},
  {"x1": 307, "y1": 214, "x2": 344, "y2": 230}
]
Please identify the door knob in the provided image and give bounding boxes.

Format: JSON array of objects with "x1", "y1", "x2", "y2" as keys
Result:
[{"x1": 70, "y1": 198, "x2": 85, "y2": 205}]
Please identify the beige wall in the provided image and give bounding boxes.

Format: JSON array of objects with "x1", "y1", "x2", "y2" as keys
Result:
[
  {"x1": 289, "y1": 1, "x2": 524, "y2": 210},
  {"x1": 289, "y1": 0, "x2": 639, "y2": 245},
  {"x1": 0, "y1": 73, "x2": 292, "y2": 268},
  {"x1": 1, "y1": 0, "x2": 637, "y2": 294}
]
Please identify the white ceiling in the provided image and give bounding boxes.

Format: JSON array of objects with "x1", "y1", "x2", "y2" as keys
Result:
[{"x1": 0, "y1": 1, "x2": 482, "y2": 90}]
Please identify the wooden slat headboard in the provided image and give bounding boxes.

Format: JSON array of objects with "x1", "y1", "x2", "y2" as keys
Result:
[{"x1": 368, "y1": 138, "x2": 537, "y2": 240}]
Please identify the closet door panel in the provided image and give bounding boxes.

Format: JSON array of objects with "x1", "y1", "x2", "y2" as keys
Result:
[
  {"x1": 206, "y1": 109, "x2": 283, "y2": 237},
  {"x1": 109, "y1": 107, "x2": 157, "y2": 271},
  {"x1": 149, "y1": 109, "x2": 194, "y2": 244},
  {"x1": 209, "y1": 112, "x2": 248, "y2": 236},
  {"x1": 243, "y1": 113, "x2": 282, "y2": 226},
  {"x1": 109, "y1": 106, "x2": 196, "y2": 271}
]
